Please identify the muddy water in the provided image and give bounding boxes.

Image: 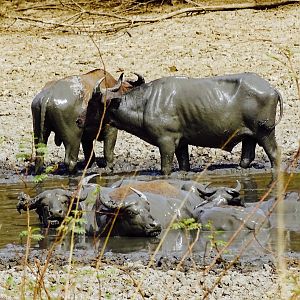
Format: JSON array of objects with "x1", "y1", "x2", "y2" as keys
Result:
[{"x1": 0, "y1": 172, "x2": 299, "y2": 256}]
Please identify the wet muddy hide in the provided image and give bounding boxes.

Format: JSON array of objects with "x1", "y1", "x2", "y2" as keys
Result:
[{"x1": 16, "y1": 177, "x2": 259, "y2": 237}]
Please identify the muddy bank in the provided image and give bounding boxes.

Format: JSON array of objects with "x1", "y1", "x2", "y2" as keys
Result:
[
  {"x1": 0, "y1": 2, "x2": 300, "y2": 299},
  {"x1": 0, "y1": 244, "x2": 299, "y2": 299},
  {"x1": 0, "y1": 3, "x2": 299, "y2": 177}
]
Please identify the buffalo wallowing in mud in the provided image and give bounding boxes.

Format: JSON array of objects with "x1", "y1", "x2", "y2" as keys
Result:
[{"x1": 17, "y1": 176, "x2": 276, "y2": 236}]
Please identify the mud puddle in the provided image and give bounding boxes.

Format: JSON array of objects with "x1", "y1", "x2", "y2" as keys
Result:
[{"x1": 0, "y1": 171, "x2": 299, "y2": 257}]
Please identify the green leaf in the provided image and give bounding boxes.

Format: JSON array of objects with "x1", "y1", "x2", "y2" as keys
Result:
[
  {"x1": 172, "y1": 218, "x2": 201, "y2": 231},
  {"x1": 19, "y1": 228, "x2": 44, "y2": 241},
  {"x1": 36, "y1": 143, "x2": 48, "y2": 155},
  {"x1": 16, "y1": 153, "x2": 32, "y2": 161},
  {"x1": 76, "y1": 218, "x2": 87, "y2": 225},
  {"x1": 45, "y1": 165, "x2": 56, "y2": 173},
  {"x1": 73, "y1": 226, "x2": 86, "y2": 234},
  {"x1": 19, "y1": 230, "x2": 29, "y2": 238},
  {"x1": 34, "y1": 174, "x2": 48, "y2": 183},
  {"x1": 31, "y1": 234, "x2": 44, "y2": 241}
]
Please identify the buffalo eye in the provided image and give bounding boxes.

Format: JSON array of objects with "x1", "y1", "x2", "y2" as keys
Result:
[
  {"x1": 127, "y1": 211, "x2": 134, "y2": 216},
  {"x1": 76, "y1": 118, "x2": 84, "y2": 128},
  {"x1": 127, "y1": 209, "x2": 138, "y2": 217}
]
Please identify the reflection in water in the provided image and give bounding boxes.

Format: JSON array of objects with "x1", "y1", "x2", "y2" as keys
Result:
[
  {"x1": 0, "y1": 172, "x2": 299, "y2": 256},
  {"x1": 287, "y1": 231, "x2": 300, "y2": 252},
  {"x1": 36, "y1": 228, "x2": 160, "y2": 254}
]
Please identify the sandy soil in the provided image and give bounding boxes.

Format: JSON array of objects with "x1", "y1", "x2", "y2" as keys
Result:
[
  {"x1": 0, "y1": 245, "x2": 299, "y2": 299},
  {"x1": 0, "y1": 2, "x2": 300, "y2": 299},
  {"x1": 0, "y1": 2, "x2": 299, "y2": 176}
]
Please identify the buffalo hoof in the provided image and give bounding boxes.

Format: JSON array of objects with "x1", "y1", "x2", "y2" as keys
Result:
[
  {"x1": 240, "y1": 158, "x2": 251, "y2": 168},
  {"x1": 96, "y1": 157, "x2": 108, "y2": 168},
  {"x1": 103, "y1": 165, "x2": 114, "y2": 175}
]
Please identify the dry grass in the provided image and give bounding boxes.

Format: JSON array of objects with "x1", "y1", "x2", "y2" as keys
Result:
[{"x1": 2, "y1": 0, "x2": 299, "y2": 298}]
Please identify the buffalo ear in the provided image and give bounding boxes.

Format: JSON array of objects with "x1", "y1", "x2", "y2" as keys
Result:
[
  {"x1": 77, "y1": 186, "x2": 91, "y2": 202},
  {"x1": 100, "y1": 188, "x2": 120, "y2": 209},
  {"x1": 109, "y1": 97, "x2": 122, "y2": 109},
  {"x1": 197, "y1": 188, "x2": 215, "y2": 198},
  {"x1": 16, "y1": 192, "x2": 43, "y2": 213},
  {"x1": 64, "y1": 189, "x2": 88, "y2": 203}
]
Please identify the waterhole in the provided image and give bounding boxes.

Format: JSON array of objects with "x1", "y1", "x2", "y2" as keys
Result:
[{"x1": 0, "y1": 171, "x2": 299, "y2": 256}]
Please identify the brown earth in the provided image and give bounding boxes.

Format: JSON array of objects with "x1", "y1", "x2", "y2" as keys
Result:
[
  {"x1": 0, "y1": 2, "x2": 300, "y2": 299},
  {"x1": 0, "y1": 1, "x2": 299, "y2": 176}
]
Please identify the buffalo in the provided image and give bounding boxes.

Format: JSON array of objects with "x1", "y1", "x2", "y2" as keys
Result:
[
  {"x1": 17, "y1": 189, "x2": 77, "y2": 228},
  {"x1": 17, "y1": 176, "x2": 252, "y2": 236},
  {"x1": 95, "y1": 72, "x2": 283, "y2": 175},
  {"x1": 31, "y1": 69, "x2": 144, "y2": 174},
  {"x1": 16, "y1": 177, "x2": 162, "y2": 237}
]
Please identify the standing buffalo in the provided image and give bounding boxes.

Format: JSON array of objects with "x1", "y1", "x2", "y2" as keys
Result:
[
  {"x1": 96, "y1": 72, "x2": 283, "y2": 174},
  {"x1": 31, "y1": 69, "x2": 144, "y2": 174}
]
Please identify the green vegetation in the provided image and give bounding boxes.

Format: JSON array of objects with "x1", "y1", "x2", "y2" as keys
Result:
[
  {"x1": 19, "y1": 227, "x2": 44, "y2": 242},
  {"x1": 16, "y1": 136, "x2": 34, "y2": 163},
  {"x1": 57, "y1": 213, "x2": 87, "y2": 235},
  {"x1": 172, "y1": 217, "x2": 201, "y2": 231}
]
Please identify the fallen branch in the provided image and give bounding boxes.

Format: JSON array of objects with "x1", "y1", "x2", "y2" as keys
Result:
[
  {"x1": 2, "y1": 15, "x2": 90, "y2": 28},
  {"x1": 2, "y1": 0, "x2": 299, "y2": 33}
]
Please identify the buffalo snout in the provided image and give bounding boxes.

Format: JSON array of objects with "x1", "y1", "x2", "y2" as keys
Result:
[
  {"x1": 145, "y1": 219, "x2": 162, "y2": 237},
  {"x1": 48, "y1": 209, "x2": 65, "y2": 219}
]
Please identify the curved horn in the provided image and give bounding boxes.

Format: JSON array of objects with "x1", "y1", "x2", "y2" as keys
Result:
[
  {"x1": 16, "y1": 192, "x2": 43, "y2": 213},
  {"x1": 81, "y1": 174, "x2": 99, "y2": 186},
  {"x1": 100, "y1": 73, "x2": 124, "y2": 96},
  {"x1": 110, "y1": 73, "x2": 123, "y2": 92},
  {"x1": 197, "y1": 182, "x2": 217, "y2": 197},
  {"x1": 94, "y1": 77, "x2": 106, "y2": 94},
  {"x1": 126, "y1": 73, "x2": 145, "y2": 87},
  {"x1": 233, "y1": 180, "x2": 241, "y2": 193},
  {"x1": 110, "y1": 178, "x2": 125, "y2": 189},
  {"x1": 62, "y1": 188, "x2": 86, "y2": 202},
  {"x1": 129, "y1": 187, "x2": 148, "y2": 202},
  {"x1": 99, "y1": 188, "x2": 120, "y2": 209}
]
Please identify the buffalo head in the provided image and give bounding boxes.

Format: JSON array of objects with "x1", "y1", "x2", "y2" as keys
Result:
[
  {"x1": 195, "y1": 180, "x2": 242, "y2": 206},
  {"x1": 17, "y1": 189, "x2": 87, "y2": 228},
  {"x1": 125, "y1": 73, "x2": 145, "y2": 87},
  {"x1": 97, "y1": 187, "x2": 162, "y2": 237}
]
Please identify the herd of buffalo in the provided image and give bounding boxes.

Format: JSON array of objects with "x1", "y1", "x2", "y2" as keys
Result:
[
  {"x1": 31, "y1": 69, "x2": 283, "y2": 175},
  {"x1": 16, "y1": 174, "x2": 299, "y2": 237},
  {"x1": 17, "y1": 69, "x2": 292, "y2": 238}
]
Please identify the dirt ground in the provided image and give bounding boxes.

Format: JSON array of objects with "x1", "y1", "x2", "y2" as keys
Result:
[
  {"x1": 0, "y1": 1, "x2": 300, "y2": 299},
  {"x1": 0, "y1": 1, "x2": 299, "y2": 176}
]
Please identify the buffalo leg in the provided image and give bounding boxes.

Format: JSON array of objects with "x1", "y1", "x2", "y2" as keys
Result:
[
  {"x1": 158, "y1": 137, "x2": 176, "y2": 175},
  {"x1": 102, "y1": 125, "x2": 118, "y2": 168},
  {"x1": 175, "y1": 141, "x2": 190, "y2": 171},
  {"x1": 34, "y1": 130, "x2": 50, "y2": 174},
  {"x1": 81, "y1": 135, "x2": 95, "y2": 168},
  {"x1": 64, "y1": 138, "x2": 81, "y2": 173},
  {"x1": 259, "y1": 131, "x2": 279, "y2": 168},
  {"x1": 240, "y1": 137, "x2": 256, "y2": 168}
]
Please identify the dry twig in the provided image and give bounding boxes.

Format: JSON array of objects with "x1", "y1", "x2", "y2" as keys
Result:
[{"x1": 2, "y1": 0, "x2": 299, "y2": 33}]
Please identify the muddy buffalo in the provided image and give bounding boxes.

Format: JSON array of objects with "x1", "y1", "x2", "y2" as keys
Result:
[
  {"x1": 17, "y1": 176, "x2": 247, "y2": 236},
  {"x1": 31, "y1": 69, "x2": 144, "y2": 174},
  {"x1": 96, "y1": 72, "x2": 283, "y2": 174}
]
